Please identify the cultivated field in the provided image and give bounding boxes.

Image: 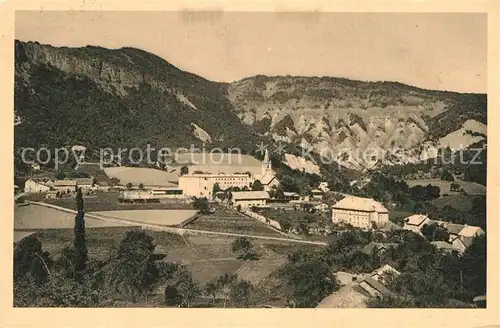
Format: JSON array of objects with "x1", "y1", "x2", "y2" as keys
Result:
[
  {"x1": 186, "y1": 214, "x2": 285, "y2": 238},
  {"x1": 89, "y1": 209, "x2": 198, "y2": 227},
  {"x1": 104, "y1": 167, "x2": 179, "y2": 186},
  {"x1": 14, "y1": 204, "x2": 134, "y2": 230},
  {"x1": 406, "y1": 179, "x2": 486, "y2": 195}
]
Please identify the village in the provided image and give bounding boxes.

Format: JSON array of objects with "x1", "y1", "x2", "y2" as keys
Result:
[
  {"x1": 13, "y1": 144, "x2": 487, "y2": 309},
  {"x1": 17, "y1": 148, "x2": 485, "y2": 252}
]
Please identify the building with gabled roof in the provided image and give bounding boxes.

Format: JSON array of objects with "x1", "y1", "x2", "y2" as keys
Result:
[
  {"x1": 358, "y1": 264, "x2": 400, "y2": 298},
  {"x1": 403, "y1": 214, "x2": 430, "y2": 234},
  {"x1": 331, "y1": 195, "x2": 389, "y2": 229},
  {"x1": 24, "y1": 178, "x2": 53, "y2": 193},
  {"x1": 231, "y1": 190, "x2": 270, "y2": 209},
  {"x1": 447, "y1": 223, "x2": 466, "y2": 239},
  {"x1": 451, "y1": 225, "x2": 485, "y2": 254}
]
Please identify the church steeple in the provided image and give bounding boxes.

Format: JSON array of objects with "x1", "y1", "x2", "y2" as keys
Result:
[
  {"x1": 261, "y1": 148, "x2": 271, "y2": 177},
  {"x1": 263, "y1": 148, "x2": 270, "y2": 164}
]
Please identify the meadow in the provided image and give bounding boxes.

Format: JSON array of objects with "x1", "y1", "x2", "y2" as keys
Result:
[{"x1": 406, "y1": 179, "x2": 486, "y2": 195}]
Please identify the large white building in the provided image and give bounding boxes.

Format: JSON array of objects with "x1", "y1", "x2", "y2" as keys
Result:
[
  {"x1": 178, "y1": 149, "x2": 279, "y2": 197},
  {"x1": 178, "y1": 173, "x2": 251, "y2": 198},
  {"x1": 331, "y1": 196, "x2": 389, "y2": 229}
]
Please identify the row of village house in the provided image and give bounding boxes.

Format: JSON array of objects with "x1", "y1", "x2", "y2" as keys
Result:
[{"x1": 24, "y1": 177, "x2": 95, "y2": 194}]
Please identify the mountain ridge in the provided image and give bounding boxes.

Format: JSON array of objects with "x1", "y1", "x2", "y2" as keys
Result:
[{"x1": 14, "y1": 40, "x2": 487, "y2": 171}]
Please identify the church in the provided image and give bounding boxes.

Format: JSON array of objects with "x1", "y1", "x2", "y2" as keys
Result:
[{"x1": 252, "y1": 149, "x2": 280, "y2": 192}]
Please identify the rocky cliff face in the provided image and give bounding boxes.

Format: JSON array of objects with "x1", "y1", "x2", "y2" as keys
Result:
[
  {"x1": 14, "y1": 40, "x2": 257, "y2": 152},
  {"x1": 227, "y1": 75, "x2": 487, "y2": 170},
  {"x1": 14, "y1": 41, "x2": 486, "y2": 172}
]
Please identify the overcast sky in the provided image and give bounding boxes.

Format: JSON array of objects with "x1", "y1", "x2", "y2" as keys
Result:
[{"x1": 16, "y1": 11, "x2": 487, "y2": 93}]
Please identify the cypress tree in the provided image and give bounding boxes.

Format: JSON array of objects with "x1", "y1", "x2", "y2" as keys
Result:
[{"x1": 74, "y1": 187, "x2": 88, "y2": 277}]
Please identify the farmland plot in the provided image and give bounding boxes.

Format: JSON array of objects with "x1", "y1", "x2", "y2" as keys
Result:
[
  {"x1": 14, "y1": 204, "x2": 132, "y2": 230},
  {"x1": 186, "y1": 214, "x2": 285, "y2": 238}
]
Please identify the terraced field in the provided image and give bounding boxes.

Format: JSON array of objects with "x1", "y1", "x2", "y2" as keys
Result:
[{"x1": 186, "y1": 214, "x2": 285, "y2": 238}]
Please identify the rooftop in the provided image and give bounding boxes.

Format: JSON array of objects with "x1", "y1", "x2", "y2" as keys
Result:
[
  {"x1": 231, "y1": 191, "x2": 270, "y2": 200},
  {"x1": 458, "y1": 225, "x2": 483, "y2": 238},
  {"x1": 359, "y1": 277, "x2": 394, "y2": 297},
  {"x1": 332, "y1": 195, "x2": 388, "y2": 213},
  {"x1": 447, "y1": 223, "x2": 466, "y2": 235},
  {"x1": 404, "y1": 214, "x2": 429, "y2": 226},
  {"x1": 180, "y1": 173, "x2": 250, "y2": 178},
  {"x1": 54, "y1": 180, "x2": 77, "y2": 186}
]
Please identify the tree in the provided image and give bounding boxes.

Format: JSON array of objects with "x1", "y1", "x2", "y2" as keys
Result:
[
  {"x1": 229, "y1": 280, "x2": 255, "y2": 307},
  {"x1": 126, "y1": 183, "x2": 133, "y2": 190},
  {"x1": 103, "y1": 230, "x2": 157, "y2": 302},
  {"x1": 460, "y1": 235, "x2": 486, "y2": 299},
  {"x1": 278, "y1": 253, "x2": 339, "y2": 307},
  {"x1": 421, "y1": 223, "x2": 449, "y2": 242},
  {"x1": 14, "y1": 269, "x2": 103, "y2": 307},
  {"x1": 74, "y1": 188, "x2": 88, "y2": 277},
  {"x1": 138, "y1": 183, "x2": 145, "y2": 190},
  {"x1": 180, "y1": 166, "x2": 189, "y2": 176},
  {"x1": 204, "y1": 280, "x2": 219, "y2": 304},
  {"x1": 251, "y1": 180, "x2": 264, "y2": 191},
  {"x1": 413, "y1": 202, "x2": 424, "y2": 214},
  {"x1": 440, "y1": 169, "x2": 455, "y2": 181},
  {"x1": 193, "y1": 197, "x2": 210, "y2": 214},
  {"x1": 14, "y1": 235, "x2": 52, "y2": 284},
  {"x1": 231, "y1": 237, "x2": 255, "y2": 260},
  {"x1": 174, "y1": 267, "x2": 201, "y2": 308},
  {"x1": 212, "y1": 183, "x2": 221, "y2": 196},
  {"x1": 55, "y1": 171, "x2": 66, "y2": 180},
  {"x1": 164, "y1": 285, "x2": 182, "y2": 307}
]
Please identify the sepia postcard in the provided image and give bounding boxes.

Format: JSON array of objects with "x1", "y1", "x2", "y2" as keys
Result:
[{"x1": 1, "y1": 2, "x2": 499, "y2": 328}]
